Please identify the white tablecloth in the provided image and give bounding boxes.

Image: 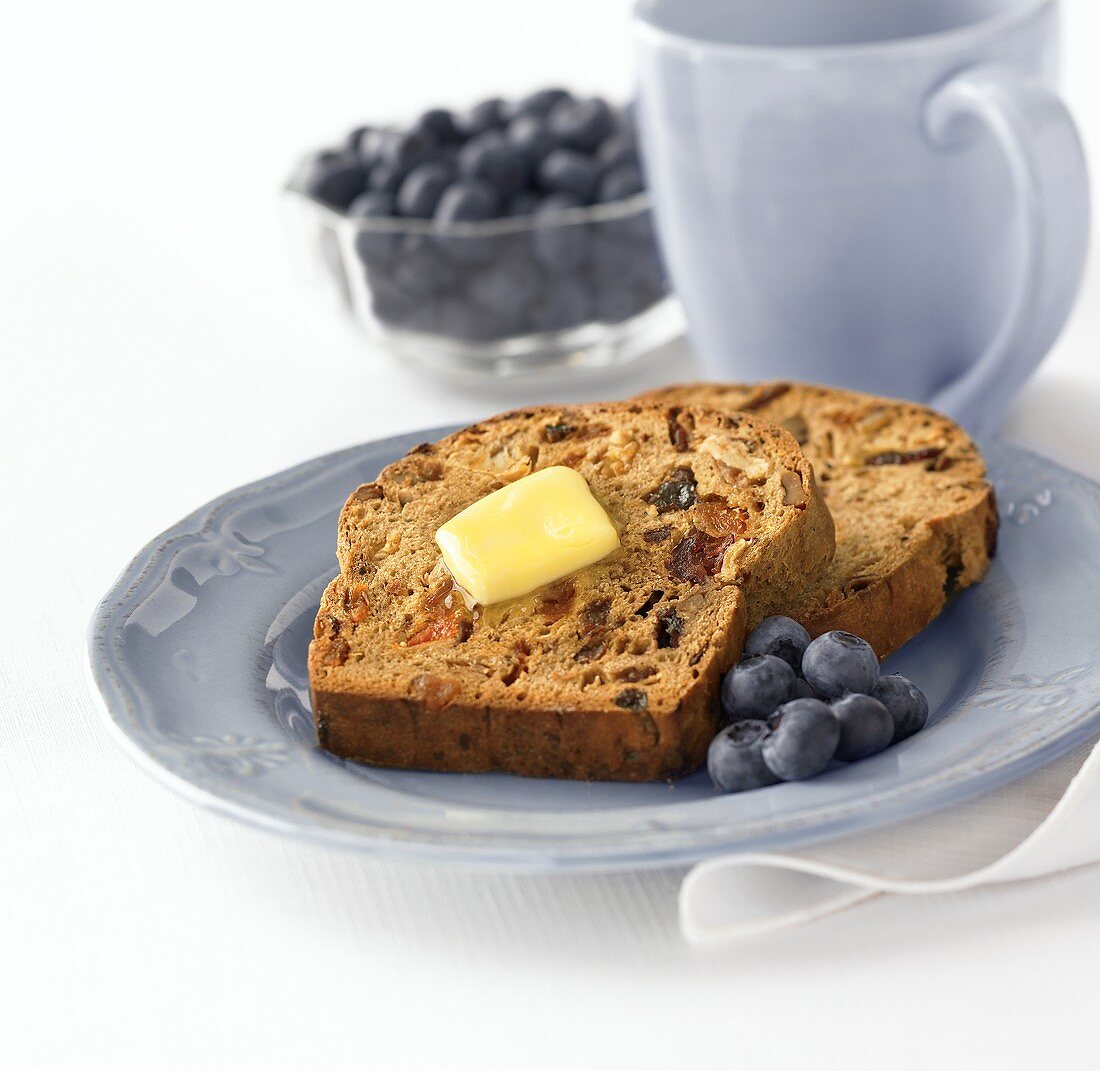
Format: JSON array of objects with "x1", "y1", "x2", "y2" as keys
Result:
[{"x1": 5, "y1": 2, "x2": 1100, "y2": 1067}]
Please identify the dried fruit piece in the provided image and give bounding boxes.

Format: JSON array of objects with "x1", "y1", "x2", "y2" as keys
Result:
[
  {"x1": 574, "y1": 637, "x2": 607, "y2": 663},
  {"x1": 646, "y1": 467, "x2": 697, "y2": 513},
  {"x1": 412, "y1": 674, "x2": 461, "y2": 712},
  {"x1": 543, "y1": 422, "x2": 574, "y2": 443},
  {"x1": 579, "y1": 597, "x2": 611, "y2": 631},
  {"x1": 666, "y1": 407, "x2": 693, "y2": 452},
  {"x1": 865, "y1": 446, "x2": 944, "y2": 466},
  {"x1": 655, "y1": 607, "x2": 685, "y2": 649},
  {"x1": 667, "y1": 527, "x2": 734, "y2": 584},
  {"x1": 694, "y1": 498, "x2": 749, "y2": 538},
  {"x1": 643, "y1": 525, "x2": 673, "y2": 543},
  {"x1": 537, "y1": 578, "x2": 575, "y2": 622},
  {"x1": 614, "y1": 688, "x2": 649, "y2": 711}
]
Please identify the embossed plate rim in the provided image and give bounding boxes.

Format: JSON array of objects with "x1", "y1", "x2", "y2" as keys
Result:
[{"x1": 86, "y1": 432, "x2": 1100, "y2": 870}]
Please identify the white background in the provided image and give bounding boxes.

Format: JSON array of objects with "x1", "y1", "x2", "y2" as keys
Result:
[{"x1": 4, "y1": 1, "x2": 1100, "y2": 1067}]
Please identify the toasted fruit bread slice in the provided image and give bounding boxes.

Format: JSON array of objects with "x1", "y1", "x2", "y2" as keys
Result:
[
  {"x1": 635, "y1": 382, "x2": 998, "y2": 657},
  {"x1": 309, "y1": 402, "x2": 834, "y2": 781}
]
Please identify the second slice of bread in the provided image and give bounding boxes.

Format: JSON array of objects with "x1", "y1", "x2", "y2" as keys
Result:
[
  {"x1": 635, "y1": 382, "x2": 998, "y2": 657},
  {"x1": 309, "y1": 402, "x2": 834, "y2": 781}
]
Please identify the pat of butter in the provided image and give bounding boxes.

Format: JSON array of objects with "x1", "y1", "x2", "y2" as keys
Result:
[{"x1": 435, "y1": 466, "x2": 620, "y2": 606}]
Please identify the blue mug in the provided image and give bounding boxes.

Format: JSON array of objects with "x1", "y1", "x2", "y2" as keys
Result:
[{"x1": 632, "y1": 0, "x2": 1089, "y2": 432}]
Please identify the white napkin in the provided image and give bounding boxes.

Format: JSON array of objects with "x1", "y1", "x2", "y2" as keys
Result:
[{"x1": 679, "y1": 735, "x2": 1100, "y2": 944}]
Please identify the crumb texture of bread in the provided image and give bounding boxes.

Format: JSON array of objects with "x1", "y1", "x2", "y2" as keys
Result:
[
  {"x1": 634, "y1": 382, "x2": 998, "y2": 658},
  {"x1": 309, "y1": 402, "x2": 834, "y2": 781}
]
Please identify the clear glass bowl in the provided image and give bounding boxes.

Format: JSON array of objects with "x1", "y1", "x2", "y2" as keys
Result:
[{"x1": 283, "y1": 178, "x2": 684, "y2": 377}]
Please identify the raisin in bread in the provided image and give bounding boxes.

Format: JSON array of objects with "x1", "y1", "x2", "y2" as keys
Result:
[
  {"x1": 635, "y1": 382, "x2": 998, "y2": 657},
  {"x1": 309, "y1": 402, "x2": 834, "y2": 781}
]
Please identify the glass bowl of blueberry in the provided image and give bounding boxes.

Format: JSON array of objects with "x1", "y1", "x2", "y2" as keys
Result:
[{"x1": 284, "y1": 89, "x2": 684, "y2": 377}]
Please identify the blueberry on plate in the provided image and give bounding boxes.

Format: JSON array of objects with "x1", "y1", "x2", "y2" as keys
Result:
[
  {"x1": 831, "y1": 693, "x2": 894, "y2": 762},
  {"x1": 762, "y1": 698, "x2": 840, "y2": 781},
  {"x1": 708, "y1": 720, "x2": 780, "y2": 793},
  {"x1": 720, "y1": 654, "x2": 798, "y2": 722},
  {"x1": 873, "y1": 674, "x2": 930, "y2": 742},
  {"x1": 793, "y1": 677, "x2": 817, "y2": 700},
  {"x1": 801, "y1": 630, "x2": 880, "y2": 699},
  {"x1": 538, "y1": 149, "x2": 601, "y2": 202},
  {"x1": 458, "y1": 131, "x2": 528, "y2": 197},
  {"x1": 396, "y1": 160, "x2": 456, "y2": 219},
  {"x1": 598, "y1": 164, "x2": 645, "y2": 203},
  {"x1": 513, "y1": 87, "x2": 572, "y2": 120},
  {"x1": 743, "y1": 615, "x2": 812, "y2": 672},
  {"x1": 548, "y1": 96, "x2": 615, "y2": 153},
  {"x1": 530, "y1": 193, "x2": 589, "y2": 272}
]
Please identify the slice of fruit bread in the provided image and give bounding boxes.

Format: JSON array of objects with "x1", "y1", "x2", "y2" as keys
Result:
[
  {"x1": 308, "y1": 402, "x2": 834, "y2": 781},
  {"x1": 634, "y1": 382, "x2": 998, "y2": 657}
]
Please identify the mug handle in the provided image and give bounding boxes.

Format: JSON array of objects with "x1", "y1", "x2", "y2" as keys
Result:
[{"x1": 923, "y1": 65, "x2": 1089, "y2": 433}]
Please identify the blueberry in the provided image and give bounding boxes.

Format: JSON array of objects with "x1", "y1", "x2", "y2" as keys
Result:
[
  {"x1": 460, "y1": 97, "x2": 509, "y2": 138},
  {"x1": 458, "y1": 131, "x2": 528, "y2": 197},
  {"x1": 531, "y1": 193, "x2": 589, "y2": 273},
  {"x1": 506, "y1": 191, "x2": 541, "y2": 217},
  {"x1": 506, "y1": 115, "x2": 560, "y2": 169},
  {"x1": 598, "y1": 164, "x2": 645, "y2": 203},
  {"x1": 435, "y1": 180, "x2": 501, "y2": 223},
  {"x1": 527, "y1": 275, "x2": 590, "y2": 332},
  {"x1": 548, "y1": 96, "x2": 615, "y2": 153},
  {"x1": 367, "y1": 269, "x2": 416, "y2": 326},
  {"x1": 592, "y1": 280, "x2": 650, "y2": 323},
  {"x1": 432, "y1": 294, "x2": 486, "y2": 340},
  {"x1": 538, "y1": 149, "x2": 601, "y2": 202},
  {"x1": 468, "y1": 253, "x2": 543, "y2": 316},
  {"x1": 300, "y1": 152, "x2": 368, "y2": 209},
  {"x1": 348, "y1": 190, "x2": 401, "y2": 266},
  {"x1": 720, "y1": 655, "x2": 798, "y2": 722},
  {"x1": 793, "y1": 677, "x2": 817, "y2": 700},
  {"x1": 802, "y1": 630, "x2": 880, "y2": 699},
  {"x1": 433, "y1": 180, "x2": 501, "y2": 265},
  {"x1": 873, "y1": 674, "x2": 930, "y2": 742},
  {"x1": 348, "y1": 189, "x2": 395, "y2": 219},
  {"x1": 597, "y1": 131, "x2": 640, "y2": 173},
  {"x1": 708, "y1": 720, "x2": 780, "y2": 793},
  {"x1": 396, "y1": 161, "x2": 455, "y2": 219},
  {"x1": 743, "y1": 616, "x2": 812, "y2": 672},
  {"x1": 391, "y1": 235, "x2": 456, "y2": 299},
  {"x1": 762, "y1": 699, "x2": 840, "y2": 781},
  {"x1": 513, "y1": 87, "x2": 572, "y2": 120},
  {"x1": 377, "y1": 129, "x2": 434, "y2": 175},
  {"x1": 831, "y1": 693, "x2": 894, "y2": 762},
  {"x1": 416, "y1": 107, "x2": 460, "y2": 145}
]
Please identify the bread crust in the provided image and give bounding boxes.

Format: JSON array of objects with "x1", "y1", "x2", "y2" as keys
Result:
[
  {"x1": 634, "y1": 382, "x2": 998, "y2": 658},
  {"x1": 309, "y1": 401, "x2": 834, "y2": 781}
]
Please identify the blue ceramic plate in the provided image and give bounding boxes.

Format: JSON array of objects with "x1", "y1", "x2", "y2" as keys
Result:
[{"x1": 87, "y1": 431, "x2": 1100, "y2": 870}]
